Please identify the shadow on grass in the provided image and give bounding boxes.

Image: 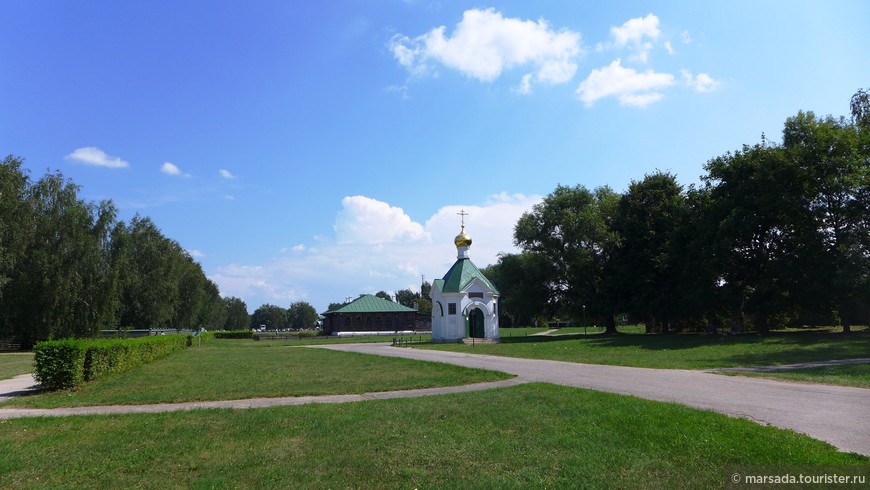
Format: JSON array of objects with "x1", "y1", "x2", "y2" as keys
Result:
[{"x1": 497, "y1": 330, "x2": 870, "y2": 367}]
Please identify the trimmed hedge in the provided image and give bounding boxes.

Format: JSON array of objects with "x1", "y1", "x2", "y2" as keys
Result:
[
  {"x1": 214, "y1": 330, "x2": 253, "y2": 339},
  {"x1": 34, "y1": 335, "x2": 191, "y2": 391},
  {"x1": 33, "y1": 340, "x2": 87, "y2": 390}
]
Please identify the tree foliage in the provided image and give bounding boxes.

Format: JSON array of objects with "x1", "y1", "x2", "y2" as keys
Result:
[
  {"x1": 501, "y1": 94, "x2": 868, "y2": 333},
  {"x1": 286, "y1": 301, "x2": 318, "y2": 329},
  {"x1": 514, "y1": 184, "x2": 621, "y2": 333},
  {"x1": 223, "y1": 297, "x2": 250, "y2": 330},
  {"x1": 0, "y1": 157, "x2": 225, "y2": 347}
]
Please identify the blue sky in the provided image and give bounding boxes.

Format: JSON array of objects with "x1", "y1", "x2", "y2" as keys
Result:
[{"x1": 3, "y1": 1, "x2": 868, "y2": 313}]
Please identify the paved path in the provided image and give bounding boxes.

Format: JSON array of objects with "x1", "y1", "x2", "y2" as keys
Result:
[
  {"x1": 0, "y1": 374, "x2": 39, "y2": 403},
  {"x1": 313, "y1": 343, "x2": 870, "y2": 457},
  {"x1": 1, "y1": 345, "x2": 868, "y2": 457}
]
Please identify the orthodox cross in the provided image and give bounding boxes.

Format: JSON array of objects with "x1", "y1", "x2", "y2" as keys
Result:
[{"x1": 457, "y1": 209, "x2": 469, "y2": 229}]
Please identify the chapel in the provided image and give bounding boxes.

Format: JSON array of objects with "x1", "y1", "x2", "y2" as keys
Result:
[{"x1": 429, "y1": 211, "x2": 500, "y2": 342}]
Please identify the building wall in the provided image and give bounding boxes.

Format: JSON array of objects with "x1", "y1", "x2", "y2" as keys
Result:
[{"x1": 322, "y1": 312, "x2": 430, "y2": 335}]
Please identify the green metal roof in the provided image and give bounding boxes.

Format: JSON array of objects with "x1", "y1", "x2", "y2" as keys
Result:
[
  {"x1": 438, "y1": 258, "x2": 499, "y2": 294},
  {"x1": 322, "y1": 294, "x2": 417, "y2": 315}
]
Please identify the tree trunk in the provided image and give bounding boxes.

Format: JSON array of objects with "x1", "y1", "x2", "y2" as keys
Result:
[
  {"x1": 839, "y1": 305, "x2": 852, "y2": 334},
  {"x1": 604, "y1": 313, "x2": 617, "y2": 335}
]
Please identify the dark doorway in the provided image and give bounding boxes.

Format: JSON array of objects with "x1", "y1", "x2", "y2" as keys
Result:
[{"x1": 469, "y1": 308, "x2": 485, "y2": 338}]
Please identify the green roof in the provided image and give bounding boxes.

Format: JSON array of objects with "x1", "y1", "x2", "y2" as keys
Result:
[
  {"x1": 438, "y1": 258, "x2": 499, "y2": 294},
  {"x1": 322, "y1": 294, "x2": 417, "y2": 315}
]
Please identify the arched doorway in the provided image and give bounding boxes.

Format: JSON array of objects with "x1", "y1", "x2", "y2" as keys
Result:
[{"x1": 468, "y1": 308, "x2": 485, "y2": 338}]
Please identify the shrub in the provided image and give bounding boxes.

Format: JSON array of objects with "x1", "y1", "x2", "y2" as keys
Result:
[
  {"x1": 214, "y1": 330, "x2": 253, "y2": 339},
  {"x1": 84, "y1": 335, "x2": 188, "y2": 381},
  {"x1": 34, "y1": 335, "x2": 190, "y2": 390},
  {"x1": 33, "y1": 340, "x2": 87, "y2": 390}
]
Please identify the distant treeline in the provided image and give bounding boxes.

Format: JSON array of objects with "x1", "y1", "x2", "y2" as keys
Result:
[
  {"x1": 0, "y1": 156, "x2": 250, "y2": 348},
  {"x1": 487, "y1": 101, "x2": 869, "y2": 333}
]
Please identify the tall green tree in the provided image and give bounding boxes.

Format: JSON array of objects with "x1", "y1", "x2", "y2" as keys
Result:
[
  {"x1": 286, "y1": 301, "x2": 318, "y2": 329},
  {"x1": 113, "y1": 217, "x2": 185, "y2": 329},
  {"x1": 514, "y1": 185, "x2": 621, "y2": 333},
  {"x1": 5, "y1": 171, "x2": 118, "y2": 345},
  {"x1": 223, "y1": 297, "x2": 250, "y2": 330},
  {"x1": 0, "y1": 156, "x2": 32, "y2": 310},
  {"x1": 611, "y1": 171, "x2": 688, "y2": 333},
  {"x1": 782, "y1": 111, "x2": 870, "y2": 331},
  {"x1": 482, "y1": 252, "x2": 552, "y2": 327},
  {"x1": 704, "y1": 141, "x2": 815, "y2": 332},
  {"x1": 250, "y1": 304, "x2": 286, "y2": 330}
]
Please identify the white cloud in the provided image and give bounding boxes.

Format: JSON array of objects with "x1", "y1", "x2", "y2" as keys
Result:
[
  {"x1": 664, "y1": 41, "x2": 674, "y2": 55},
  {"x1": 187, "y1": 249, "x2": 205, "y2": 258},
  {"x1": 334, "y1": 195, "x2": 429, "y2": 245},
  {"x1": 161, "y1": 162, "x2": 190, "y2": 177},
  {"x1": 66, "y1": 147, "x2": 129, "y2": 169},
  {"x1": 389, "y1": 8, "x2": 581, "y2": 91},
  {"x1": 576, "y1": 59, "x2": 674, "y2": 107},
  {"x1": 210, "y1": 193, "x2": 542, "y2": 311},
  {"x1": 219, "y1": 169, "x2": 237, "y2": 179},
  {"x1": 609, "y1": 13, "x2": 660, "y2": 63},
  {"x1": 681, "y1": 69, "x2": 720, "y2": 92},
  {"x1": 611, "y1": 13, "x2": 660, "y2": 46}
]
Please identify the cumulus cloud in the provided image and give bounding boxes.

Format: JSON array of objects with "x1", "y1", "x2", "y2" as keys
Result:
[
  {"x1": 681, "y1": 69, "x2": 720, "y2": 92},
  {"x1": 160, "y1": 162, "x2": 190, "y2": 177},
  {"x1": 576, "y1": 59, "x2": 674, "y2": 107},
  {"x1": 187, "y1": 249, "x2": 205, "y2": 258},
  {"x1": 609, "y1": 13, "x2": 660, "y2": 63},
  {"x1": 210, "y1": 193, "x2": 542, "y2": 311},
  {"x1": 66, "y1": 147, "x2": 129, "y2": 168},
  {"x1": 334, "y1": 196, "x2": 429, "y2": 245},
  {"x1": 219, "y1": 169, "x2": 237, "y2": 179},
  {"x1": 389, "y1": 8, "x2": 581, "y2": 91}
]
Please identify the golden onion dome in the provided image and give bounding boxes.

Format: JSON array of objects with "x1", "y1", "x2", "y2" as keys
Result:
[{"x1": 454, "y1": 227, "x2": 472, "y2": 248}]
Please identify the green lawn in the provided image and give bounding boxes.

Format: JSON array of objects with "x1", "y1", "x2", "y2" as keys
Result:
[
  {"x1": 0, "y1": 353, "x2": 33, "y2": 381},
  {"x1": 254, "y1": 333, "x2": 431, "y2": 345},
  {"x1": 417, "y1": 331, "x2": 870, "y2": 369},
  {"x1": 0, "y1": 383, "x2": 864, "y2": 489},
  {"x1": 733, "y1": 363, "x2": 870, "y2": 389},
  {"x1": 2, "y1": 341, "x2": 510, "y2": 408},
  {"x1": 498, "y1": 327, "x2": 548, "y2": 337}
]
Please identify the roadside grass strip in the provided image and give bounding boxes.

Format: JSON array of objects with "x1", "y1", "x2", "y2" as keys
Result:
[
  {"x1": 0, "y1": 383, "x2": 864, "y2": 489},
  {"x1": 728, "y1": 363, "x2": 870, "y2": 389},
  {"x1": 2, "y1": 342, "x2": 511, "y2": 408},
  {"x1": 0, "y1": 353, "x2": 33, "y2": 381},
  {"x1": 418, "y1": 331, "x2": 870, "y2": 369}
]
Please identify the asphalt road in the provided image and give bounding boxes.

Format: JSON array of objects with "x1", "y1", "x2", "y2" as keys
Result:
[{"x1": 315, "y1": 343, "x2": 870, "y2": 457}]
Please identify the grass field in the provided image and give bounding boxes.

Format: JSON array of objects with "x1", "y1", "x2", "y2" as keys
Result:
[
  {"x1": 417, "y1": 330, "x2": 870, "y2": 369},
  {"x1": 0, "y1": 383, "x2": 865, "y2": 489},
  {"x1": 0, "y1": 353, "x2": 33, "y2": 381},
  {"x1": 733, "y1": 363, "x2": 870, "y2": 389},
  {"x1": 2, "y1": 341, "x2": 510, "y2": 408}
]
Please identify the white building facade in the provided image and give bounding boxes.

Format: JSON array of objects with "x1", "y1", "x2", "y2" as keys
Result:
[{"x1": 429, "y1": 220, "x2": 500, "y2": 342}]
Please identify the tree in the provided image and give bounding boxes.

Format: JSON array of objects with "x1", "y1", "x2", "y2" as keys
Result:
[
  {"x1": 3, "y1": 171, "x2": 120, "y2": 345},
  {"x1": 0, "y1": 156, "x2": 32, "y2": 309},
  {"x1": 851, "y1": 88, "x2": 870, "y2": 129},
  {"x1": 704, "y1": 141, "x2": 814, "y2": 332},
  {"x1": 395, "y1": 289, "x2": 417, "y2": 309},
  {"x1": 782, "y1": 111, "x2": 870, "y2": 331},
  {"x1": 375, "y1": 291, "x2": 392, "y2": 302},
  {"x1": 514, "y1": 185, "x2": 621, "y2": 333},
  {"x1": 114, "y1": 217, "x2": 185, "y2": 329},
  {"x1": 611, "y1": 171, "x2": 688, "y2": 333},
  {"x1": 224, "y1": 297, "x2": 250, "y2": 330},
  {"x1": 482, "y1": 252, "x2": 551, "y2": 326},
  {"x1": 251, "y1": 304, "x2": 286, "y2": 330},
  {"x1": 286, "y1": 301, "x2": 318, "y2": 329}
]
